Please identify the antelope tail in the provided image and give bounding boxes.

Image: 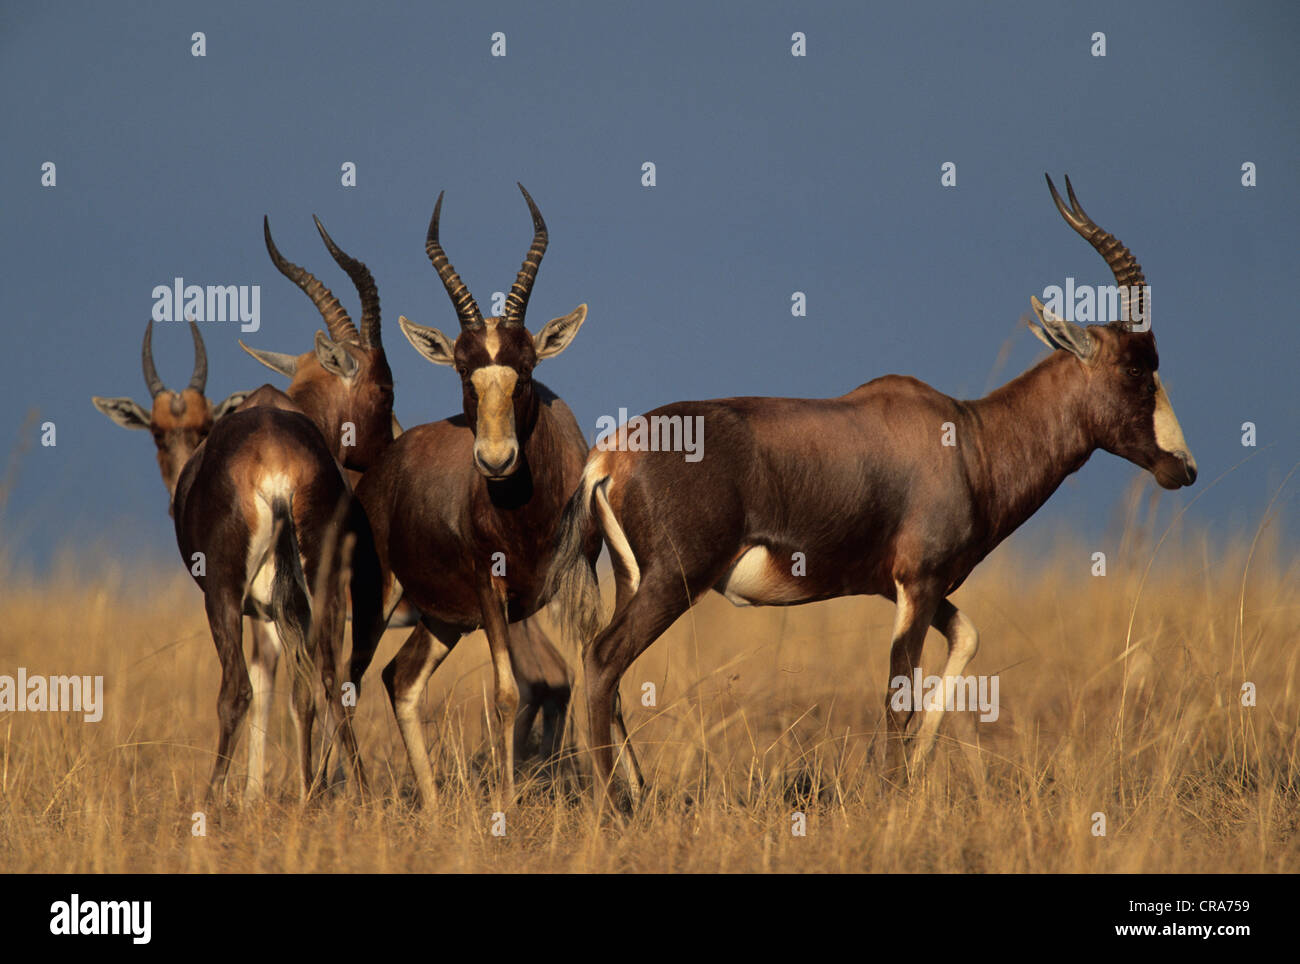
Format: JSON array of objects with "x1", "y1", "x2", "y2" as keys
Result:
[
  {"x1": 269, "y1": 496, "x2": 313, "y2": 667},
  {"x1": 543, "y1": 465, "x2": 604, "y2": 649}
]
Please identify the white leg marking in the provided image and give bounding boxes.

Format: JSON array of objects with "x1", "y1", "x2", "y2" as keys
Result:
[
  {"x1": 892, "y1": 580, "x2": 915, "y2": 640},
  {"x1": 246, "y1": 619, "x2": 282, "y2": 801},
  {"x1": 392, "y1": 628, "x2": 454, "y2": 806},
  {"x1": 383, "y1": 577, "x2": 407, "y2": 624},
  {"x1": 913, "y1": 605, "x2": 980, "y2": 760}
]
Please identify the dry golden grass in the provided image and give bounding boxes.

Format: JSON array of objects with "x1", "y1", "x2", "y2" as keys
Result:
[{"x1": 0, "y1": 497, "x2": 1296, "y2": 873}]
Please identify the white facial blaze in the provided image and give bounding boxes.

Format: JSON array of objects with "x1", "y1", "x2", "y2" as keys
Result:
[
  {"x1": 1152, "y1": 374, "x2": 1192, "y2": 462},
  {"x1": 483, "y1": 317, "x2": 501, "y2": 360},
  {"x1": 471, "y1": 364, "x2": 519, "y2": 471}
]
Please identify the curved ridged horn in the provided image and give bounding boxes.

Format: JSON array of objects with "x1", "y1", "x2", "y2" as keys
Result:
[
  {"x1": 502, "y1": 182, "x2": 548, "y2": 328},
  {"x1": 1046, "y1": 174, "x2": 1147, "y2": 326},
  {"x1": 313, "y1": 215, "x2": 381, "y2": 348},
  {"x1": 425, "y1": 192, "x2": 483, "y2": 331},
  {"x1": 264, "y1": 216, "x2": 359, "y2": 343},
  {"x1": 187, "y1": 320, "x2": 208, "y2": 393},
  {"x1": 142, "y1": 321, "x2": 166, "y2": 398}
]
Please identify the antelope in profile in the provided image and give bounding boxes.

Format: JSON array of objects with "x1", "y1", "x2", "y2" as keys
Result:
[
  {"x1": 546, "y1": 175, "x2": 1198, "y2": 800},
  {"x1": 95, "y1": 319, "x2": 380, "y2": 803},
  {"x1": 352, "y1": 184, "x2": 593, "y2": 803},
  {"x1": 242, "y1": 215, "x2": 576, "y2": 763}
]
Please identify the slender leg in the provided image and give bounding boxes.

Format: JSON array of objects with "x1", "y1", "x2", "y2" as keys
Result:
[
  {"x1": 539, "y1": 699, "x2": 563, "y2": 763},
  {"x1": 477, "y1": 579, "x2": 519, "y2": 803},
  {"x1": 585, "y1": 568, "x2": 693, "y2": 809},
  {"x1": 345, "y1": 505, "x2": 389, "y2": 697},
  {"x1": 611, "y1": 690, "x2": 644, "y2": 806},
  {"x1": 246, "y1": 619, "x2": 282, "y2": 802},
  {"x1": 911, "y1": 599, "x2": 980, "y2": 765},
  {"x1": 507, "y1": 624, "x2": 540, "y2": 757},
  {"x1": 315, "y1": 590, "x2": 367, "y2": 798},
  {"x1": 883, "y1": 581, "x2": 941, "y2": 783},
  {"x1": 382, "y1": 619, "x2": 459, "y2": 808},
  {"x1": 287, "y1": 627, "x2": 317, "y2": 802},
  {"x1": 506, "y1": 617, "x2": 573, "y2": 765},
  {"x1": 205, "y1": 591, "x2": 252, "y2": 804},
  {"x1": 512, "y1": 686, "x2": 542, "y2": 759},
  {"x1": 590, "y1": 553, "x2": 651, "y2": 805}
]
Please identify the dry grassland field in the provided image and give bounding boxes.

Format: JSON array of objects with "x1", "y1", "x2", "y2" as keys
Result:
[
  {"x1": 1, "y1": 500, "x2": 1295, "y2": 874},
  {"x1": 0, "y1": 4, "x2": 1296, "y2": 934}
]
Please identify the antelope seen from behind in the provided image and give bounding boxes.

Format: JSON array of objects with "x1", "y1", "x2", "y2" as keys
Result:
[{"x1": 95, "y1": 315, "x2": 381, "y2": 803}]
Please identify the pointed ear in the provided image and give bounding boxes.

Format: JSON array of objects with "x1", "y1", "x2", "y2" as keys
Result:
[
  {"x1": 239, "y1": 339, "x2": 299, "y2": 377},
  {"x1": 210, "y1": 390, "x2": 251, "y2": 420},
  {"x1": 398, "y1": 315, "x2": 456, "y2": 366},
  {"x1": 1030, "y1": 296, "x2": 1097, "y2": 362},
  {"x1": 92, "y1": 396, "x2": 151, "y2": 430},
  {"x1": 1024, "y1": 306, "x2": 1057, "y2": 351},
  {"x1": 533, "y1": 304, "x2": 587, "y2": 360},
  {"x1": 314, "y1": 330, "x2": 360, "y2": 378}
]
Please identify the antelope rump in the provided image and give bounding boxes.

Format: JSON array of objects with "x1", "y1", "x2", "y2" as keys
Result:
[{"x1": 95, "y1": 312, "x2": 381, "y2": 803}]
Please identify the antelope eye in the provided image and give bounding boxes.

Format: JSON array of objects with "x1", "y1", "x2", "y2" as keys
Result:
[{"x1": 1126, "y1": 367, "x2": 1142, "y2": 377}]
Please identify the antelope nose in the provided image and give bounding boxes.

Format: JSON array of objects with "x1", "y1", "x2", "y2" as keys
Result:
[
  {"x1": 1178, "y1": 451, "x2": 1197, "y2": 485},
  {"x1": 475, "y1": 444, "x2": 518, "y2": 478}
]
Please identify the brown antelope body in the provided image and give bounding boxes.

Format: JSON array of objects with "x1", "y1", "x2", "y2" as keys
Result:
[
  {"x1": 95, "y1": 320, "x2": 381, "y2": 803},
  {"x1": 352, "y1": 185, "x2": 594, "y2": 803},
  {"x1": 546, "y1": 175, "x2": 1198, "y2": 799},
  {"x1": 242, "y1": 215, "x2": 575, "y2": 763}
]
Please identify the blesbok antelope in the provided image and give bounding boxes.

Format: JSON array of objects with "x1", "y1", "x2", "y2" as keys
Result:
[
  {"x1": 241, "y1": 215, "x2": 575, "y2": 763},
  {"x1": 546, "y1": 175, "x2": 1198, "y2": 800},
  {"x1": 92, "y1": 320, "x2": 247, "y2": 503},
  {"x1": 94, "y1": 320, "x2": 380, "y2": 803},
  {"x1": 241, "y1": 215, "x2": 396, "y2": 481},
  {"x1": 351, "y1": 184, "x2": 593, "y2": 804}
]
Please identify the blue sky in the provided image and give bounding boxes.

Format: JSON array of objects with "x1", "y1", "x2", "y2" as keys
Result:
[{"x1": 1, "y1": 0, "x2": 1296, "y2": 572}]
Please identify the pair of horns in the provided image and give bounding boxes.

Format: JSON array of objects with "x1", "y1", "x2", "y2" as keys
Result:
[
  {"x1": 264, "y1": 216, "x2": 382, "y2": 348},
  {"x1": 1046, "y1": 174, "x2": 1147, "y2": 325},
  {"x1": 426, "y1": 183, "x2": 548, "y2": 331},
  {"x1": 142, "y1": 320, "x2": 206, "y2": 398}
]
